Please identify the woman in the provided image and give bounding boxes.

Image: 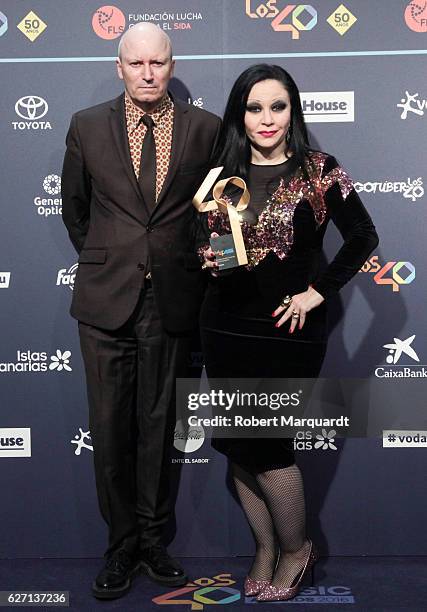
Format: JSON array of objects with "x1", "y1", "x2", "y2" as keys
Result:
[{"x1": 197, "y1": 64, "x2": 378, "y2": 602}]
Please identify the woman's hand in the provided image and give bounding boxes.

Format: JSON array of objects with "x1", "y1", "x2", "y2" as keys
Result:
[
  {"x1": 272, "y1": 286, "x2": 325, "y2": 333},
  {"x1": 202, "y1": 232, "x2": 220, "y2": 276}
]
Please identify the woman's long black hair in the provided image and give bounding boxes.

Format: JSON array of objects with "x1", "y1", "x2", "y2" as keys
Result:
[{"x1": 215, "y1": 64, "x2": 312, "y2": 181}]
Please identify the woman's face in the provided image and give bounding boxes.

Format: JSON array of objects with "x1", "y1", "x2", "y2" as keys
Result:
[{"x1": 244, "y1": 79, "x2": 291, "y2": 159}]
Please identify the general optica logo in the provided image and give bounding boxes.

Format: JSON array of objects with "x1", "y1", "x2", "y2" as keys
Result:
[
  {"x1": 404, "y1": 1, "x2": 427, "y2": 32},
  {"x1": 0, "y1": 11, "x2": 8, "y2": 37},
  {"x1": 245, "y1": 2, "x2": 317, "y2": 39},
  {"x1": 92, "y1": 5, "x2": 126, "y2": 39}
]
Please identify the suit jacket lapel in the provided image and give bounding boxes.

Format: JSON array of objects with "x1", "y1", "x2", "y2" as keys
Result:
[
  {"x1": 109, "y1": 94, "x2": 150, "y2": 223},
  {"x1": 153, "y1": 98, "x2": 190, "y2": 214}
]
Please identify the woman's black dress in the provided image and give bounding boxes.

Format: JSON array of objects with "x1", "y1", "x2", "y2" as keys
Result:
[{"x1": 198, "y1": 153, "x2": 378, "y2": 470}]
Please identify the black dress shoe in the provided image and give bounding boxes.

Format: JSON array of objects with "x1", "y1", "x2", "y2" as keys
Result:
[
  {"x1": 92, "y1": 549, "x2": 140, "y2": 600},
  {"x1": 139, "y1": 545, "x2": 187, "y2": 586}
]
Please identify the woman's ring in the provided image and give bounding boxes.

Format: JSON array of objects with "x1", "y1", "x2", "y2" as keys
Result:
[
  {"x1": 201, "y1": 262, "x2": 208, "y2": 270},
  {"x1": 292, "y1": 310, "x2": 299, "y2": 319},
  {"x1": 280, "y1": 295, "x2": 292, "y2": 307}
]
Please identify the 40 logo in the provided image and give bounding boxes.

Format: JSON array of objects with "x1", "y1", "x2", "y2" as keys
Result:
[
  {"x1": 245, "y1": 1, "x2": 317, "y2": 38},
  {"x1": 152, "y1": 574, "x2": 240, "y2": 610},
  {"x1": 359, "y1": 255, "x2": 415, "y2": 292}
]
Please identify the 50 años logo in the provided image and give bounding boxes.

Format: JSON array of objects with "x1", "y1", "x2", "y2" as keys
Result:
[
  {"x1": 245, "y1": 1, "x2": 317, "y2": 38},
  {"x1": 153, "y1": 574, "x2": 240, "y2": 610},
  {"x1": 359, "y1": 255, "x2": 415, "y2": 292}
]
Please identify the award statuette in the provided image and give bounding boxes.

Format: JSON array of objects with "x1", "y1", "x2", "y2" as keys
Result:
[{"x1": 193, "y1": 167, "x2": 250, "y2": 269}]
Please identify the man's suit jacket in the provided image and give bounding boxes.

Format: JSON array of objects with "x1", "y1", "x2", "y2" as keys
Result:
[{"x1": 62, "y1": 93, "x2": 221, "y2": 332}]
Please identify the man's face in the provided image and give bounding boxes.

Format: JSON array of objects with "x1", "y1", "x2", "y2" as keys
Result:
[{"x1": 116, "y1": 34, "x2": 174, "y2": 111}]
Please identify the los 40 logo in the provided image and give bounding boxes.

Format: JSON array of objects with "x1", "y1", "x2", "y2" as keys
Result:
[
  {"x1": 245, "y1": 1, "x2": 317, "y2": 38},
  {"x1": 360, "y1": 255, "x2": 415, "y2": 292},
  {"x1": 153, "y1": 574, "x2": 240, "y2": 610}
]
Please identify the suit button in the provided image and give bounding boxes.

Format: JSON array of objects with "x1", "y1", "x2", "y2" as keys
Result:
[
  {"x1": 137, "y1": 263, "x2": 145, "y2": 271},
  {"x1": 146, "y1": 225, "x2": 153, "y2": 233}
]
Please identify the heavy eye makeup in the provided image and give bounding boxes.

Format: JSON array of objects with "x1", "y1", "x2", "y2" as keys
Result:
[{"x1": 246, "y1": 100, "x2": 288, "y2": 112}]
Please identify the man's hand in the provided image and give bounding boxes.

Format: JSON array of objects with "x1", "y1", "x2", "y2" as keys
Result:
[{"x1": 272, "y1": 286, "x2": 325, "y2": 333}]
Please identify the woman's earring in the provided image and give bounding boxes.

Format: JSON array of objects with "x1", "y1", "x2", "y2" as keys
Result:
[{"x1": 285, "y1": 129, "x2": 291, "y2": 144}]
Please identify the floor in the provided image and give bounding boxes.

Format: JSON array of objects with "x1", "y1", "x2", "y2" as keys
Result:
[{"x1": 0, "y1": 556, "x2": 425, "y2": 611}]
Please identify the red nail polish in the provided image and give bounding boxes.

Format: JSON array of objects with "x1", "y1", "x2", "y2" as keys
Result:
[
  {"x1": 275, "y1": 322, "x2": 280, "y2": 328},
  {"x1": 271, "y1": 311, "x2": 276, "y2": 317}
]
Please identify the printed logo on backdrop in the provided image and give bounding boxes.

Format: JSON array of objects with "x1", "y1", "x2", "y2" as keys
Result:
[
  {"x1": 92, "y1": 5, "x2": 204, "y2": 37},
  {"x1": 13, "y1": 96, "x2": 51, "y2": 131},
  {"x1": 34, "y1": 174, "x2": 62, "y2": 218},
  {"x1": 153, "y1": 574, "x2": 240, "y2": 609},
  {"x1": 0, "y1": 273, "x2": 11, "y2": 289},
  {"x1": 71, "y1": 428, "x2": 93, "y2": 455},
  {"x1": 153, "y1": 580, "x2": 355, "y2": 607},
  {"x1": 0, "y1": 429, "x2": 31, "y2": 458},
  {"x1": 375, "y1": 334, "x2": 427, "y2": 378},
  {"x1": 172, "y1": 419, "x2": 210, "y2": 464},
  {"x1": 397, "y1": 91, "x2": 427, "y2": 119},
  {"x1": 354, "y1": 178, "x2": 424, "y2": 202},
  {"x1": 92, "y1": 5, "x2": 126, "y2": 39},
  {"x1": 187, "y1": 97, "x2": 204, "y2": 108},
  {"x1": 300, "y1": 92, "x2": 354, "y2": 123},
  {"x1": 327, "y1": 4, "x2": 357, "y2": 36},
  {"x1": 294, "y1": 429, "x2": 338, "y2": 451},
  {"x1": 0, "y1": 10, "x2": 8, "y2": 37},
  {"x1": 359, "y1": 255, "x2": 415, "y2": 292},
  {"x1": 17, "y1": 11, "x2": 47, "y2": 41},
  {"x1": 404, "y1": 1, "x2": 427, "y2": 32},
  {"x1": 246, "y1": 0, "x2": 317, "y2": 40},
  {"x1": 0, "y1": 349, "x2": 72, "y2": 373},
  {"x1": 57, "y1": 264, "x2": 78, "y2": 291},
  {"x1": 245, "y1": 2, "x2": 317, "y2": 38}
]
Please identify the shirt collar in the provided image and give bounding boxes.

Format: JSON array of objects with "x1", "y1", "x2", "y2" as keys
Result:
[{"x1": 125, "y1": 93, "x2": 173, "y2": 132}]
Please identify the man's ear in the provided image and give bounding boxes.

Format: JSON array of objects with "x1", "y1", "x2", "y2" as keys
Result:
[{"x1": 116, "y1": 58, "x2": 123, "y2": 80}]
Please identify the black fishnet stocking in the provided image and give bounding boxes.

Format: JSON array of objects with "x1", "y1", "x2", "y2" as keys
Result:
[
  {"x1": 255, "y1": 464, "x2": 311, "y2": 588},
  {"x1": 232, "y1": 463, "x2": 278, "y2": 581}
]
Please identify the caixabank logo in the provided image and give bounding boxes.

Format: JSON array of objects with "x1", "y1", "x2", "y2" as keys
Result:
[
  {"x1": 0, "y1": 350, "x2": 72, "y2": 374},
  {"x1": 34, "y1": 174, "x2": 62, "y2": 218},
  {"x1": 359, "y1": 255, "x2": 415, "y2": 292},
  {"x1": 0, "y1": 429, "x2": 31, "y2": 458},
  {"x1": 245, "y1": 1, "x2": 317, "y2": 39},
  {"x1": 375, "y1": 334, "x2": 427, "y2": 378},
  {"x1": 13, "y1": 96, "x2": 52, "y2": 131}
]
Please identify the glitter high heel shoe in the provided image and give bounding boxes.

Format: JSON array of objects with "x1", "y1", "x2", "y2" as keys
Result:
[
  {"x1": 256, "y1": 540, "x2": 318, "y2": 602},
  {"x1": 244, "y1": 576, "x2": 271, "y2": 597}
]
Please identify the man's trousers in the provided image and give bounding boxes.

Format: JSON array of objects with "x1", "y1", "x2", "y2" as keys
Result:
[{"x1": 78, "y1": 286, "x2": 190, "y2": 557}]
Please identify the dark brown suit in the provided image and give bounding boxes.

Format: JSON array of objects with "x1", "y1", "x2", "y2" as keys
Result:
[{"x1": 62, "y1": 92, "x2": 220, "y2": 555}]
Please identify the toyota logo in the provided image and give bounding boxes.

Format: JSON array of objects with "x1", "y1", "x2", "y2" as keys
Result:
[{"x1": 15, "y1": 96, "x2": 48, "y2": 120}]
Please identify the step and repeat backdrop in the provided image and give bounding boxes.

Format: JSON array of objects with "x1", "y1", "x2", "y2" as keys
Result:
[{"x1": 0, "y1": 1, "x2": 426, "y2": 559}]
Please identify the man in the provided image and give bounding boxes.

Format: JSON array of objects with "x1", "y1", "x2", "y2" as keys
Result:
[{"x1": 62, "y1": 23, "x2": 220, "y2": 600}]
